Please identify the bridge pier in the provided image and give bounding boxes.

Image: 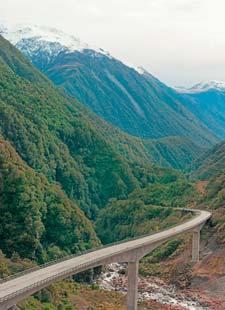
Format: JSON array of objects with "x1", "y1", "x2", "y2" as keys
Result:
[
  {"x1": 0, "y1": 211, "x2": 211, "y2": 310},
  {"x1": 192, "y1": 228, "x2": 200, "y2": 262},
  {"x1": 127, "y1": 261, "x2": 139, "y2": 310}
]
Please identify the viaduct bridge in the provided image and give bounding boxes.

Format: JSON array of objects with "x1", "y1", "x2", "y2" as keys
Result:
[{"x1": 0, "y1": 209, "x2": 211, "y2": 310}]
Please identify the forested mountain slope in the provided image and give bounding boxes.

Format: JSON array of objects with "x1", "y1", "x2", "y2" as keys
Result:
[
  {"x1": 0, "y1": 35, "x2": 148, "y2": 220},
  {"x1": 1, "y1": 24, "x2": 217, "y2": 149},
  {"x1": 190, "y1": 142, "x2": 225, "y2": 266},
  {"x1": 191, "y1": 141, "x2": 225, "y2": 180},
  {"x1": 0, "y1": 35, "x2": 199, "y2": 265},
  {"x1": 1, "y1": 33, "x2": 221, "y2": 308},
  {"x1": 96, "y1": 178, "x2": 195, "y2": 244},
  {"x1": 0, "y1": 35, "x2": 194, "y2": 224},
  {"x1": 177, "y1": 82, "x2": 225, "y2": 139},
  {"x1": 144, "y1": 136, "x2": 203, "y2": 170},
  {"x1": 0, "y1": 139, "x2": 99, "y2": 262},
  {"x1": 190, "y1": 138, "x2": 225, "y2": 244}
]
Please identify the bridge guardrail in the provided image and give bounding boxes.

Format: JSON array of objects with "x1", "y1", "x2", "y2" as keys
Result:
[
  {"x1": 0, "y1": 208, "x2": 194, "y2": 284},
  {"x1": 0, "y1": 208, "x2": 207, "y2": 305}
]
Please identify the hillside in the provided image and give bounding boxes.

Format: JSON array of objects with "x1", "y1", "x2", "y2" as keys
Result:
[
  {"x1": 0, "y1": 34, "x2": 204, "y2": 257},
  {"x1": 0, "y1": 34, "x2": 195, "y2": 241},
  {"x1": 191, "y1": 141, "x2": 225, "y2": 180},
  {"x1": 0, "y1": 139, "x2": 99, "y2": 262},
  {"x1": 0, "y1": 34, "x2": 153, "y2": 221},
  {"x1": 176, "y1": 81, "x2": 225, "y2": 139},
  {"x1": 96, "y1": 177, "x2": 196, "y2": 244},
  {"x1": 0, "y1": 33, "x2": 206, "y2": 232},
  {"x1": 144, "y1": 136, "x2": 203, "y2": 170},
  {"x1": 0, "y1": 32, "x2": 222, "y2": 309},
  {"x1": 0, "y1": 33, "x2": 203, "y2": 284},
  {"x1": 189, "y1": 139, "x2": 225, "y2": 238},
  {"x1": 1, "y1": 24, "x2": 218, "y2": 149}
]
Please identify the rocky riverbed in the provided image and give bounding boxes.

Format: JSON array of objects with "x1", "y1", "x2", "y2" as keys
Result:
[{"x1": 96, "y1": 263, "x2": 214, "y2": 310}]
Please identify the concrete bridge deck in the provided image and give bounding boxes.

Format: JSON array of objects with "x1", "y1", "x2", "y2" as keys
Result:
[{"x1": 0, "y1": 209, "x2": 211, "y2": 310}]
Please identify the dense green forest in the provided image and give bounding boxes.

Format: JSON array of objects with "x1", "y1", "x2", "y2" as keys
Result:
[
  {"x1": 1, "y1": 33, "x2": 224, "y2": 310},
  {"x1": 14, "y1": 29, "x2": 217, "y2": 146},
  {"x1": 96, "y1": 177, "x2": 196, "y2": 244},
  {"x1": 144, "y1": 136, "x2": 204, "y2": 170},
  {"x1": 191, "y1": 142, "x2": 225, "y2": 245},
  {"x1": 0, "y1": 35, "x2": 148, "y2": 220},
  {"x1": 190, "y1": 140, "x2": 225, "y2": 236},
  {"x1": 0, "y1": 35, "x2": 197, "y2": 264},
  {"x1": 0, "y1": 139, "x2": 99, "y2": 262},
  {"x1": 96, "y1": 201, "x2": 191, "y2": 244},
  {"x1": 2, "y1": 25, "x2": 218, "y2": 170},
  {"x1": 191, "y1": 141, "x2": 225, "y2": 179}
]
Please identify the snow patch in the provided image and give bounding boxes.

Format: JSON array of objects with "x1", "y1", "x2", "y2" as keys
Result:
[
  {"x1": 175, "y1": 81, "x2": 225, "y2": 94},
  {"x1": 0, "y1": 23, "x2": 111, "y2": 57},
  {"x1": 0, "y1": 22, "x2": 147, "y2": 76},
  {"x1": 134, "y1": 66, "x2": 146, "y2": 75},
  {"x1": 121, "y1": 60, "x2": 146, "y2": 75}
]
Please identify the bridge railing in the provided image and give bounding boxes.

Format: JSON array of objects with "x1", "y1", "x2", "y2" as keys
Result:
[
  {"x1": 0, "y1": 208, "x2": 196, "y2": 286},
  {"x1": 0, "y1": 208, "x2": 206, "y2": 306},
  {"x1": 0, "y1": 248, "x2": 117, "y2": 304}
]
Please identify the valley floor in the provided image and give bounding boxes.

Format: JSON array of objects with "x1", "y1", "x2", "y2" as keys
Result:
[
  {"x1": 18, "y1": 279, "x2": 180, "y2": 310},
  {"x1": 96, "y1": 263, "x2": 213, "y2": 310}
]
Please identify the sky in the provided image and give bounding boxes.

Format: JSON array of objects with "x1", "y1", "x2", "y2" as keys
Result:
[{"x1": 1, "y1": 0, "x2": 225, "y2": 87}]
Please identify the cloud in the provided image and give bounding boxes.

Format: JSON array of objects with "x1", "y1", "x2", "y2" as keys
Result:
[
  {"x1": 165, "y1": 0, "x2": 201, "y2": 12},
  {"x1": 1, "y1": 0, "x2": 225, "y2": 86}
]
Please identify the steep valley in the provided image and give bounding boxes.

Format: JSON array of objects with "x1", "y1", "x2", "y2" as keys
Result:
[
  {"x1": 1, "y1": 24, "x2": 225, "y2": 310},
  {"x1": 0, "y1": 24, "x2": 219, "y2": 171}
]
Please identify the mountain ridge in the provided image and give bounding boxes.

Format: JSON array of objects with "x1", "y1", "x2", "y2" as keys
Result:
[
  {"x1": 176, "y1": 80, "x2": 225, "y2": 94},
  {"x1": 0, "y1": 34, "x2": 200, "y2": 265},
  {"x1": 1, "y1": 23, "x2": 218, "y2": 150},
  {"x1": 178, "y1": 85, "x2": 225, "y2": 139}
]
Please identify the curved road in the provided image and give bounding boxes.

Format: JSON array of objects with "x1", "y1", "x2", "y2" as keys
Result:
[{"x1": 0, "y1": 209, "x2": 211, "y2": 310}]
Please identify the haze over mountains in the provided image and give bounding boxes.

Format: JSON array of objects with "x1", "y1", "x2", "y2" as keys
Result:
[
  {"x1": 1, "y1": 24, "x2": 221, "y2": 150},
  {"x1": 176, "y1": 82, "x2": 225, "y2": 140}
]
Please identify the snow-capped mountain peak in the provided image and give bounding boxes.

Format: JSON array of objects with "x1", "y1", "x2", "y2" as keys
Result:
[
  {"x1": 175, "y1": 80, "x2": 225, "y2": 94},
  {"x1": 0, "y1": 23, "x2": 147, "y2": 75},
  {"x1": 0, "y1": 23, "x2": 111, "y2": 56}
]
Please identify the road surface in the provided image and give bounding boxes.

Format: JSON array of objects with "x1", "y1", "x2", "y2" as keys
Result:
[{"x1": 0, "y1": 208, "x2": 211, "y2": 310}]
